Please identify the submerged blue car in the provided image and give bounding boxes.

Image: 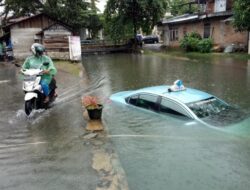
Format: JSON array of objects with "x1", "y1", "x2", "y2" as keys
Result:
[{"x1": 110, "y1": 82, "x2": 247, "y2": 128}]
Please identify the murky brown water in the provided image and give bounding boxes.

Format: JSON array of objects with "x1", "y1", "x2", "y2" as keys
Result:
[
  {"x1": 0, "y1": 53, "x2": 250, "y2": 190},
  {"x1": 82, "y1": 53, "x2": 250, "y2": 190},
  {"x1": 0, "y1": 62, "x2": 102, "y2": 190}
]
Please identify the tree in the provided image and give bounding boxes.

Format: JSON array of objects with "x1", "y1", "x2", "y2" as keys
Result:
[
  {"x1": 233, "y1": 0, "x2": 250, "y2": 32},
  {"x1": 90, "y1": 0, "x2": 99, "y2": 12},
  {"x1": 43, "y1": 0, "x2": 90, "y2": 30},
  {"x1": 0, "y1": 0, "x2": 103, "y2": 34},
  {"x1": 0, "y1": 0, "x2": 43, "y2": 20},
  {"x1": 233, "y1": 0, "x2": 250, "y2": 54},
  {"x1": 104, "y1": 0, "x2": 168, "y2": 42},
  {"x1": 168, "y1": 0, "x2": 198, "y2": 16},
  {"x1": 86, "y1": 13, "x2": 103, "y2": 39}
]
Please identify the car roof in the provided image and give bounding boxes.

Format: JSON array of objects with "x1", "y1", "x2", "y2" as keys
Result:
[{"x1": 132, "y1": 85, "x2": 213, "y2": 104}]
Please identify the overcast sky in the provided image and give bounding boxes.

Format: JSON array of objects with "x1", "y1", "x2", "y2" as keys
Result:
[{"x1": 96, "y1": 0, "x2": 107, "y2": 13}]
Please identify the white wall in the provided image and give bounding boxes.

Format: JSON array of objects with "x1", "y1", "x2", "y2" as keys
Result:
[{"x1": 11, "y1": 28, "x2": 41, "y2": 59}]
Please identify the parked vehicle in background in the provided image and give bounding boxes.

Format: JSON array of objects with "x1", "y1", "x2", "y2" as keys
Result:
[
  {"x1": 136, "y1": 34, "x2": 143, "y2": 47},
  {"x1": 142, "y1": 35, "x2": 159, "y2": 44}
]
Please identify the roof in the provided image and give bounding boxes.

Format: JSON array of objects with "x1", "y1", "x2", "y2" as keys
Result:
[
  {"x1": 110, "y1": 85, "x2": 213, "y2": 106},
  {"x1": 3, "y1": 13, "x2": 73, "y2": 30},
  {"x1": 135, "y1": 86, "x2": 212, "y2": 104},
  {"x1": 160, "y1": 11, "x2": 233, "y2": 25},
  {"x1": 161, "y1": 14, "x2": 199, "y2": 25},
  {"x1": 8, "y1": 16, "x2": 31, "y2": 23},
  {"x1": 5, "y1": 13, "x2": 44, "y2": 28}
]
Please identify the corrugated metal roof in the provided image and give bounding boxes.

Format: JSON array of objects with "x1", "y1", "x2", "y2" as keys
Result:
[
  {"x1": 162, "y1": 14, "x2": 199, "y2": 24},
  {"x1": 161, "y1": 11, "x2": 233, "y2": 25}
]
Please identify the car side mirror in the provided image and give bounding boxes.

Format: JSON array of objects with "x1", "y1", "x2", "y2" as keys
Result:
[{"x1": 43, "y1": 62, "x2": 49, "y2": 66}]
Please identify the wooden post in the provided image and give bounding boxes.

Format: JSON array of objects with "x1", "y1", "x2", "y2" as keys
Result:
[{"x1": 248, "y1": 31, "x2": 250, "y2": 54}]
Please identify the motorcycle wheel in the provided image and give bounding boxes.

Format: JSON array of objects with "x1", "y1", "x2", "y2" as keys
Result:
[{"x1": 25, "y1": 99, "x2": 35, "y2": 116}]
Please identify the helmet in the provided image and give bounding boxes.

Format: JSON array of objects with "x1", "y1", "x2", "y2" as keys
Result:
[{"x1": 31, "y1": 43, "x2": 45, "y2": 56}]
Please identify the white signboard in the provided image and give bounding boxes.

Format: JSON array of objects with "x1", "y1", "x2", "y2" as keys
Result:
[
  {"x1": 214, "y1": 0, "x2": 226, "y2": 12},
  {"x1": 68, "y1": 36, "x2": 82, "y2": 61}
]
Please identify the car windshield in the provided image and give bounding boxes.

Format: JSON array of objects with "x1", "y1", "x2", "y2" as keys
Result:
[{"x1": 186, "y1": 97, "x2": 229, "y2": 118}]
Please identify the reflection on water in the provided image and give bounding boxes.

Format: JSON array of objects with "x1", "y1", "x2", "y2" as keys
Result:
[
  {"x1": 83, "y1": 54, "x2": 250, "y2": 190},
  {"x1": 0, "y1": 64, "x2": 99, "y2": 190},
  {"x1": 83, "y1": 54, "x2": 250, "y2": 110},
  {"x1": 102, "y1": 102, "x2": 250, "y2": 190}
]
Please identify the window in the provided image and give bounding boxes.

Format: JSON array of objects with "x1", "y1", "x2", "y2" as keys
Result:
[
  {"x1": 137, "y1": 94, "x2": 159, "y2": 112},
  {"x1": 186, "y1": 97, "x2": 229, "y2": 118},
  {"x1": 203, "y1": 23, "x2": 211, "y2": 38},
  {"x1": 169, "y1": 27, "x2": 179, "y2": 41},
  {"x1": 159, "y1": 98, "x2": 190, "y2": 118},
  {"x1": 183, "y1": 27, "x2": 187, "y2": 36},
  {"x1": 127, "y1": 95, "x2": 139, "y2": 106}
]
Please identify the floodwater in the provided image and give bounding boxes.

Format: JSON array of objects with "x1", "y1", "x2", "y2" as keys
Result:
[
  {"x1": 82, "y1": 53, "x2": 250, "y2": 190},
  {"x1": 0, "y1": 53, "x2": 250, "y2": 190},
  {"x1": 0, "y1": 62, "x2": 120, "y2": 190}
]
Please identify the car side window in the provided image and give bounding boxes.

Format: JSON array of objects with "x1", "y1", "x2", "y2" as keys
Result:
[
  {"x1": 137, "y1": 94, "x2": 159, "y2": 111},
  {"x1": 127, "y1": 95, "x2": 138, "y2": 106},
  {"x1": 159, "y1": 98, "x2": 189, "y2": 118}
]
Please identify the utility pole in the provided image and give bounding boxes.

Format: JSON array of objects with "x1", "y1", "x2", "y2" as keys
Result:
[
  {"x1": 132, "y1": 0, "x2": 137, "y2": 40},
  {"x1": 248, "y1": 31, "x2": 250, "y2": 54}
]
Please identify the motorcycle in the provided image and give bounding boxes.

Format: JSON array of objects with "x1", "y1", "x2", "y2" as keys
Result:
[{"x1": 21, "y1": 62, "x2": 57, "y2": 116}]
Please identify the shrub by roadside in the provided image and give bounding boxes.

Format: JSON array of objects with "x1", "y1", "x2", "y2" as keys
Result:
[{"x1": 180, "y1": 32, "x2": 213, "y2": 53}]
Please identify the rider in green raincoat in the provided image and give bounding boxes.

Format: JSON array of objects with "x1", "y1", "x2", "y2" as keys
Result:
[{"x1": 22, "y1": 43, "x2": 57, "y2": 103}]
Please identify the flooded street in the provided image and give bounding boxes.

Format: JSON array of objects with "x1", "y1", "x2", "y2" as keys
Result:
[
  {"x1": 83, "y1": 53, "x2": 250, "y2": 190},
  {"x1": 0, "y1": 62, "x2": 126, "y2": 190},
  {"x1": 0, "y1": 53, "x2": 250, "y2": 190}
]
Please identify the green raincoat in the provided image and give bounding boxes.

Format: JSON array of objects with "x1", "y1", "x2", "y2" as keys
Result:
[{"x1": 22, "y1": 55, "x2": 57, "y2": 84}]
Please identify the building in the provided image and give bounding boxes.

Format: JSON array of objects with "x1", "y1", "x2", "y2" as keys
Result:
[
  {"x1": 158, "y1": 0, "x2": 248, "y2": 51},
  {"x1": 37, "y1": 23, "x2": 73, "y2": 60},
  {"x1": 1, "y1": 13, "x2": 75, "y2": 60}
]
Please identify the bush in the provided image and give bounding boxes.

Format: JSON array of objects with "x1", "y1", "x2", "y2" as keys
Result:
[
  {"x1": 180, "y1": 32, "x2": 200, "y2": 52},
  {"x1": 189, "y1": 32, "x2": 202, "y2": 40},
  {"x1": 180, "y1": 32, "x2": 213, "y2": 53},
  {"x1": 197, "y1": 38, "x2": 213, "y2": 53}
]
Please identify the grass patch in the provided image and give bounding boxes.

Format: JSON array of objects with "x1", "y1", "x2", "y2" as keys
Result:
[{"x1": 54, "y1": 61, "x2": 82, "y2": 76}]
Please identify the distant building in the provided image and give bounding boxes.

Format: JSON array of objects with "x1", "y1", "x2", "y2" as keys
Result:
[
  {"x1": 1, "y1": 13, "x2": 75, "y2": 60},
  {"x1": 36, "y1": 23, "x2": 73, "y2": 60},
  {"x1": 158, "y1": 0, "x2": 248, "y2": 50}
]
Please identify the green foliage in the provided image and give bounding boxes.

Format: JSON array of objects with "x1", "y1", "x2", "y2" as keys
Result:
[
  {"x1": 233, "y1": 0, "x2": 250, "y2": 31},
  {"x1": 44, "y1": 0, "x2": 90, "y2": 30},
  {"x1": 0, "y1": 0, "x2": 103, "y2": 33},
  {"x1": 104, "y1": 16, "x2": 133, "y2": 43},
  {"x1": 167, "y1": 0, "x2": 198, "y2": 16},
  {"x1": 0, "y1": 0, "x2": 42, "y2": 19},
  {"x1": 189, "y1": 32, "x2": 201, "y2": 39},
  {"x1": 86, "y1": 13, "x2": 103, "y2": 39},
  {"x1": 180, "y1": 32, "x2": 213, "y2": 53},
  {"x1": 197, "y1": 38, "x2": 213, "y2": 53},
  {"x1": 104, "y1": 0, "x2": 168, "y2": 42}
]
